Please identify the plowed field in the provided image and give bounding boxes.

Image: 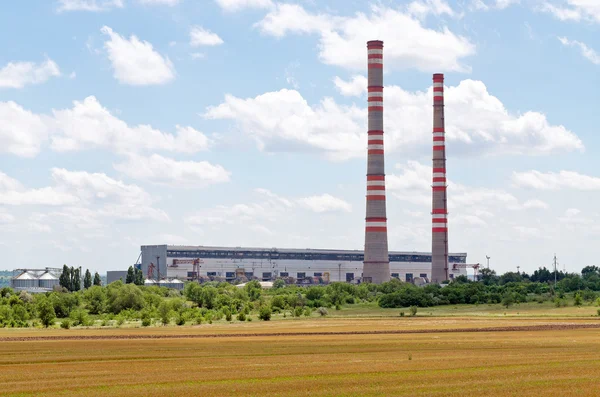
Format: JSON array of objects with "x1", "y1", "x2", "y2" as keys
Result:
[{"x1": 1, "y1": 318, "x2": 599, "y2": 396}]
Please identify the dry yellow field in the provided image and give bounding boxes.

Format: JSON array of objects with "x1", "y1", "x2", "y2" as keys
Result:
[{"x1": 1, "y1": 318, "x2": 600, "y2": 396}]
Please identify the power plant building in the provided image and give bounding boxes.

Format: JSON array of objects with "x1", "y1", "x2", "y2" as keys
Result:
[{"x1": 140, "y1": 245, "x2": 467, "y2": 283}]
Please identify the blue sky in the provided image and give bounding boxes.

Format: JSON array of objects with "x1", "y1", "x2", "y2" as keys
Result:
[{"x1": 1, "y1": 0, "x2": 599, "y2": 274}]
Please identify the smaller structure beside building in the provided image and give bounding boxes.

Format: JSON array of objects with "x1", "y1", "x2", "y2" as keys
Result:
[{"x1": 11, "y1": 268, "x2": 61, "y2": 293}]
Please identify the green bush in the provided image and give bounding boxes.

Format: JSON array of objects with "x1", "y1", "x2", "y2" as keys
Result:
[
  {"x1": 409, "y1": 306, "x2": 418, "y2": 316},
  {"x1": 258, "y1": 306, "x2": 272, "y2": 321},
  {"x1": 400, "y1": 311, "x2": 405, "y2": 317},
  {"x1": 237, "y1": 312, "x2": 246, "y2": 322},
  {"x1": 60, "y1": 319, "x2": 70, "y2": 329},
  {"x1": 317, "y1": 307, "x2": 328, "y2": 316},
  {"x1": 574, "y1": 292, "x2": 583, "y2": 307},
  {"x1": 142, "y1": 317, "x2": 151, "y2": 327},
  {"x1": 294, "y1": 307, "x2": 303, "y2": 317}
]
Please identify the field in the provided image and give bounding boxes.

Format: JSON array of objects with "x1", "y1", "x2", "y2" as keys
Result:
[{"x1": 1, "y1": 311, "x2": 600, "y2": 396}]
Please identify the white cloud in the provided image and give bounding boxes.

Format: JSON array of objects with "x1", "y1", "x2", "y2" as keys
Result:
[
  {"x1": 0, "y1": 59, "x2": 61, "y2": 89},
  {"x1": 3, "y1": 168, "x2": 169, "y2": 224},
  {"x1": 215, "y1": 0, "x2": 273, "y2": 12},
  {"x1": 56, "y1": 0, "x2": 124, "y2": 12},
  {"x1": 101, "y1": 26, "x2": 175, "y2": 85},
  {"x1": 407, "y1": 0, "x2": 458, "y2": 19},
  {"x1": 512, "y1": 170, "x2": 600, "y2": 190},
  {"x1": 298, "y1": 194, "x2": 352, "y2": 213},
  {"x1": 0, "y1": 171, "x2": 80, "y2": 206},
  {"x1": 114, "y1": 153, "x2": 231, "y2": 187},
  {"x1": 190, "y1": 26, "x2": 224, "y2": 47},
  {"x1": 256, "y1": 4, "x2": 475, "y2": 73},
  {"x1": 558, "y1": 37, "x2": 600, "y2": 65},
  {"x1": 471, "y1": 0, "x2": 519, "y2": 11},
  {"x1": 539, "y1": 1, "x2": 600, "y2": 23},
  {"x1": 137, "y1": 0, "x2": 180, "y2": 5},
  {"x1": 523, "y1": 199, "x2": 550, "y2": 209},
  {"x1": 52, "y1": 96, "x2": 211, "y2": 154},
  {"x1": 205, "y1": 79, "x2": 583, "y2": 160},
  {"x1": 0, "y1": 211, "x2": 15, "y2": 224},
  {"x1": 190, "y1": 52, "x2": 205, "y2": 60},
  {"x1": 333, "y1": 75, "x2": 367, "y2": 97},
  {"x1": 0, "y1": 101, "x2": 51, "y2": 157}
]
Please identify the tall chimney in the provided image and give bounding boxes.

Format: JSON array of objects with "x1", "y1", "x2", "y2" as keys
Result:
[
  {"x1": 363, "y1": 40, "x2": 390, "y2": 284},
  {"x1": 431, "y1": 73, "x2": 449, "y2": 283}
]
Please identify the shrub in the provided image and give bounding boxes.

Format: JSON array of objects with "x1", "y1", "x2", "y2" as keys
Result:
[
  {"x1": 176, "y1": 314, "x2": 186, "y2": 326},
  {"x1": 303, "y1": 307, "x2": 312, "y2": 317},
  {"x1": 224, "y1": 307, "x2": 232, "y2": 322},
  {"x1": 335, "y1": 303, "x2": 341, "y2": 311},
  {"x1": 317, "y1": 307, "x2": 328, "y2": 316},
  {"x1": 409, "y1": 306, "x2": 418, "y2": 316},
  {"x1": 597, "y1": 309, "x2": 600, "y2": 317},
  {"x1": 60, "y1": 319, "x2": 70, "y2": 329},
  {"x1": 237, "y1": 312, "x2": 246, "y2": 322},
  {"x1": 258, "y1": 306, "x2": 272, "y2": 321},
  {"x1": 400, "y1": 311, "x2": 405, "y2": 317},
  {"x1": 294, "y1": 307, "x2": 303, "y2": 317},
  {"x1": 141, "y1": 317, "x2": 151, "y2": 327},
  {"x1": 574, "y1": 292, "x2": 583, "y2": 307}
]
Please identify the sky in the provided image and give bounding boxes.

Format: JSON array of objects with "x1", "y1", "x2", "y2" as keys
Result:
[{"x1": 1, "y1": 0, "x2": 599, "y2": 275}]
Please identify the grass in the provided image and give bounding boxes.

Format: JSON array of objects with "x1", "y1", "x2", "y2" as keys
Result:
[{"x1": 1, "y1": 316, "x2": 600, "y2": 396}]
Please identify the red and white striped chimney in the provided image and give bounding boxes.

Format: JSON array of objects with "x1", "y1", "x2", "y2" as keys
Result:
[
  {"x1": 363, "y1": 40, "x2": 390, "y2": 284},
  {"x1": 431, "y1": 73, "x2": 449, "y2": 283}
]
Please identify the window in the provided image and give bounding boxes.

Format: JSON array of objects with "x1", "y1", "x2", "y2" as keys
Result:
[
  {"x1": 207, "y1": 272, "x2": 217, "y2": 277},
  {"x1": 391, "y1": 273, "x2": 399, "y2": 279},
  {"x1": 244, "y1": 272, "x2": 253, "y2": 279},
  {"x1": 405, "y1": 273, "x2": 413, "y2": 282},
  {"x1": 297, "y1": 272, "x2": 306, "y2": 279},
  {"x1": 420, "y1": 273, "x2": 427, "y2": 278},
  {"x1": 262, "y1": 272, "x2": 272, "y2": 280},
  {"x1": 449, "y1": 274, "x2": 454, "y2": 279},
  {"x1": 314, "y1": 272, "x2": 322, "y2": 277},
  {"x1": 187, "y1": 272, "x2": 197, "y2": 278},
  {"x1": 280, "y1": 272, "x2": 289, "y2": 277},
  {"x1": 346, "y1": 273, "x2": 354, "y2": 282},
  {"x1": 226, "y1": 272, "x2": 235, "y2": 279}
]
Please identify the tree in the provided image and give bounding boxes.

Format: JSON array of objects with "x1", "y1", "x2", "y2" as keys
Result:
[
  {"x1": 71, "y1": 267, "x2": 81, "y2": 292},
  {"x1": 502, "y1": 293, "x2": 514, "y2": 308},
  {"x1": 126, "y1": 266, "x2": 135, "y2": 284},
  {"x1": 134, "y1": 268, "x2": 144, "y2": 286},
  {"x1": 59, "y1": 265, "x2": 71, "y2": 290},
  {"x1": 37, "y1": 297, "x2": 56, "y2": 328},
  {"x1": 93, "y1": 272, "x2": 102, "y2": 286},
  {"x1": 83, "y1": 269, "x2": 92, "y2": 289}
]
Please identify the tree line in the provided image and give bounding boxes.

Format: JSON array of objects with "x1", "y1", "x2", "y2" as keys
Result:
[{"x1": 0, "y1": 265, "x2": 599, "y2": 329}]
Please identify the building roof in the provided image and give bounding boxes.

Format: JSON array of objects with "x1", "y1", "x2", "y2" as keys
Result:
[{"x1": 144, "y1": 244, "x2": 467, "y2": 256}]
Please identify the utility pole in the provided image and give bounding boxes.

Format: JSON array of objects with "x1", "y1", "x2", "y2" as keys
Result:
[
  {"x1": 486, "y1": 255, "x2": 490, "y2": 269},
  {"x1": 517, "y1": 265, "x2": 520, "y2": 274},
  {"x1": 156, "y1": 256, "x2": 160, "y2": 282}
]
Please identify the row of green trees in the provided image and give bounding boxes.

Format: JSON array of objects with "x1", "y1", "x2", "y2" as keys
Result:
[{"x1": 59, "y1": 265, "x2": 101, "y2": 292}]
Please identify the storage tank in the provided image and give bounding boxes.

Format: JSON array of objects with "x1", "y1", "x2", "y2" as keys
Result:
[
  {"x1": 38, "y1": 271, "x2": 59, "y2": 289},
  {"x1": 12, "y1": 271, "x2": 38, "y2": 290},
  {"x1": 159, "y1": 279, "x2": 184, "y2": 290}
]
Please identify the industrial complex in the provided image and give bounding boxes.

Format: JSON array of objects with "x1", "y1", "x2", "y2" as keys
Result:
[{"x1": 13, "y1": 40, "x2": 471, "y2": 289}]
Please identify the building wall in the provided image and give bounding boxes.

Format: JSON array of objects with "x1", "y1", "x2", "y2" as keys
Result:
[
  {"x1": 107, "y1": 271, "x2": 128, "y2": 284},
  {"x1": 164, "y1": 257, "x2": 467, "y2": 282},
  {"x1": 141, "y1": 245, "x2": 168, "y2": 280}
]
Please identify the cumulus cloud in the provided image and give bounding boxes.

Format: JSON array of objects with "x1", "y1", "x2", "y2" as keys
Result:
[
  {"x1": 1, "y1": 168, "x2": 168, "y2": 223},
  {"x1": 333, "y1": 75, "x2": 367, "y2": 97},
  {"x1": 558, "y1": 37, "x2": 600, "y2": 65},
  {"x1": 512, "y1": 170, "x2": 600, "y2": 190},
  {"x1": 215, "y1": 0, "x2": 273, "y2": 12},
  {"x1": 114, "y1": 153, "x2": 231, "y2": 187},
  {"x1": 0, "y1": 59, "x2": 60, "y2": 89},
  {"x1": 407, "y1": 0, "x2": 458, "y2": 18},
  {"x1": 205, "y1": 79, "x2": 583, "y2": 160},
  {"x1": 190, "y1": 26, "x2": 224, "y2": 47},
  {"x1": 523, "y1": 199, "x2": 550, "y2": 209},
  {"x1": 0, "y1": 171, "x2": 79, "y2": 206},
  {"x1": 51, "y1": 96, "x2": 211, "y2": 154},
  {"x1": 297, "y1": 194, "x2": 352, "y2": 213},
  {"x1": 539, "y1": 1, "x2": 600, "y2": 23},
  {"x1": 256, "y1": 4, "x2": 475, "y2": 72},
  {"x1": 470, "y1": 0, "x2": 519, "y2": 11},
  {"x1": 0, "y1": 101, "x2": 51, "y2": 157},
  {"x1": 56, "y1": 0, "x2": 124, "y2": 12},
  {"x1": 101, "y1": 26, "x2": 175, "y2": 85}
]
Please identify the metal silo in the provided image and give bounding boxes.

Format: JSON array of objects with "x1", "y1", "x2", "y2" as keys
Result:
[
  {"x1": 12, "y1": 271, "x2": 38, "y2": 290},
  {"x1": 38, "y1": 271, "x2": 59, "y2": 290}
]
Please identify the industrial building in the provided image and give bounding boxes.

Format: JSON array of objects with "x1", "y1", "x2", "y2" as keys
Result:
[
  {"x1": 140, "y1": 245, "x2": 467, "y2": 283},
  {"x1": 11, "y1": 268, "x2": 61, "y2": 293}
]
